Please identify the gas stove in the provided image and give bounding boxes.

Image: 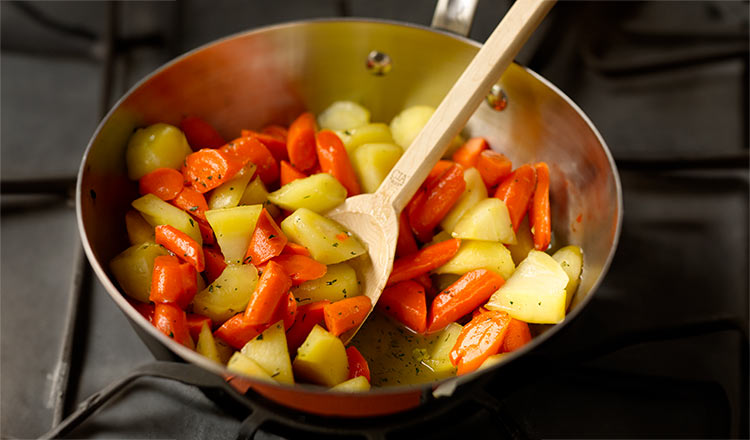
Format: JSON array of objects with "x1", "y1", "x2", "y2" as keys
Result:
[{"x1": 1, "y1": 1, "x2": 747, "y2": 438}]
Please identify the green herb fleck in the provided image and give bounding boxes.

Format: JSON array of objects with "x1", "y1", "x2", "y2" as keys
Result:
[
  {"x1": 303, "y1": 195, "x2": 311, "y2": 199},
  {"x1": 256, "y1": 334, "x2": 264, "y2": 340},
  {"x1": 271, "y1": 371, "x2": 280, "y2": 377},
  {"x1": 189, "y1": 218, "x2": 195, "y2": 227},
  {"x1": 207, "y1": 175, "x2": 213, "y2": 180},
  {"x1": 326, "y1": 279, "x2": 338, "y2": 286},
  {"x1": 169, "y1": 331, "x2": 174, "y2": 338},
  {"x1": 332, "y1": 243, "x2": 339, "y2": 247},
  {"x1": 189, "y1": 206, "x2": 199, "y2": 212},
  {"x1": 268, "y1": 234, "x2": 276, "y2": 239}
]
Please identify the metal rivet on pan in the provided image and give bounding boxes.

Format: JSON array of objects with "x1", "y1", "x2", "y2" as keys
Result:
[
  {"x1": 366, "y1": 50, "x2": 392, "y2": 76},
  {"x1": 486, "y1": 84, "x2": 508, "y2": 111}
]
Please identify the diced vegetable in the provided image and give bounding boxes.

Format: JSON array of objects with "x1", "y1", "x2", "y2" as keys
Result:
[
  {"x1": 388, "y1": 238, "x2": 461, "y2": 286},
  {"x1": 439, "y1": 167, "x2": 487, "y2": 232},
  {"x1": 377, "y1": 281, "x2": 427, "y2": 334},
  {"x1": 196, "y1": 322, "x2": 224, "y2": 363},
  {"x1": 451, "y1": 198, "x2": 516, "y2": 244},
  {"x1": 476, "y1": 150, "x2": 512, "y2": 188},
  {"x1": 478, "y1": 353, "x2": 507, "y2": 370},
  {"x1": 192, "y1": 264, "x2": 258, "y2": 324},
  {"x1": 351, "y1": 143, "x2": 403, "y2": 193},
  {"x1": 279, "y1": 160, "x2": 307, "y2": 187},
  {"x1": 429, "y1": 322, "x2": 463, "y2": 361},
  {"x1": 183, "y1": 148, "x2": 244, "y2": 193},
  {"x1": 286, "y1": 301, "x2": 329, "y2": 355},
  {"x1": 244, "y1": 209, "x2": 287, "y2": 266},
  {"x1": 213, "y1": 313, "x2": 264, "y2": 349},
  {"x1": 205, "y1": 204, "x2": 263, "y2": 264},
  {"x1": 485, "y1": 250, "x2": 568, "y2": 324},
  {"x1": 227, "y1": 352, "x2": 275, "y2": 383},
  {"x1": 153, "y1": 303, "x2": 194, "y2": 349},
  {"x1": 154, "y1": 224, "x2": 205, "y2": 272},
  {"x1": 280, "y1": 208, "x2": 366, "y2": 264},
  {"x1": 323, "y1": 296, "x2": 372, "y2": 337},
  {"x1": 433, "y1": 240, "x2": 515, "y2": 280},
  {"x1": 125, "y1": 210, "x2": 154, "y2": 245},
  {"x1": 500, "y1": 318, "x2": 532, "y2": 353},
  {"x1": 221, "y1": 136, "x2": 278, "y2": 184},
  {"x1": 530, "y1": 162, "x2": 551, "y2": 250},
  {"x1": 244, "y1": 261, "x2": 292, "y2": 326},
  {"x1": 346, "y1": 346, "x2": 371, "y2": 381},
  {"x1": 292, "y1": 262, "x2": 359, "y2": 305},
  {"x1": 427, "y1": 269, "x2": 505, "y2": 333},
  {"x1": 408, "y1": 163, "x2": 466, "y2": 242},
  {"x1": 110, "y1": 242, "x2": 169, "y2": 303},
  {"x1": 330, "y1": 376, "x2": 370, "y2": 392},
  {"x1": 336, "y1": 123, "x2": 394, "y2": 155},
  {"x1": 287, "y1": 112, "x2": 318, "y2": 171},
  {"x1": 138, "y1": 167, "x2": 184, "y2": 201},
  {"x1": 452, "y1": 137, "x2": 488, "y2": 169},
  {"x1": 132, "y1": 193, "x2": 203, "y2": 245},
  {"x1": 180, "y1": 116, "x2": 225, "y2": 150},
  {"x1": 149, "y1": 255, "x2": 198, "y2": 309},
  {"x1": 449, "y1": 310, "x2": 511, "y2": 375},
  {"x1": 126, "y1": 123, "x2": 192, "y2": 180},
  {"x1": 507, "y1": 217, "x2": 534, "y2": 265},
  {"x1": 494, "y1": 164, "x2": 536, "y2": 232},
  {"x1": 241, "y1": 321, "x2": 294, "y2": 385},
  {"x1": 316, "y1": 130, "x2": 361, "y2": 196},
  {"x1": 552, "y1": 245, "x2": 583, "y2": 308},
  {"x1": 293, "y1": 324, "x2": 349, "y2": 387},
  {"x1": 208, "y1": 164, "x2": 256, "y2": 210},
  {"x1": 389, "y1": 105, "x2": 435, "y2": 150},
  {"x1": 272, "y1": 254, "x2": 326, "y2": 286},
  {"x1": 268, "y1": 173, "x2": 347, "y2": 213},
  {"x1": 318, "y1": 100, "x2": 370, "y2": 131}
]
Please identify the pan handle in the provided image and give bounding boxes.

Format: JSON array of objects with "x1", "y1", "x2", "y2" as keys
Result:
[{"x1": 431, "y1": 0, "x2": 479, "y2": 37}]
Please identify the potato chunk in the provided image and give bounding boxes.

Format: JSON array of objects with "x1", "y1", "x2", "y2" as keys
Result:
[
  {"x1": 192, "y1": 264, "x2": 258, "y2": 324},
  {"x1": 440, "y1": 167, "x2": 487, "y2": 232},
  {"x1": 421, "y1": 322, "x2": 462, "y2": 376},
  {"x1": 205, "y1": 205, "x2": 263, "y2": 264},
  {"x1": 351, "y1": 143, "x2": 403, "y2": 193},
  {"x1": 132, "y1": 193, "x2": 202, "y2": 245},
  {"x1": 485, "y1": 250, "x2": 568, "y2": 324},
  {"x1": 241, "y1": 321, "x2": 294, "y2": 385},
  {"x1": 268, "y1": 173, "x2": 347, "y2": 213},
  {"x1": 330, "y1": 376, "x2": 370, "y2": 392},
  {"x1": 451, "y1": 198, "x2": 516, "y2": 244},
  {"x1": 280, "y1": 208, "x2": 366, "y2": 265},
  {"x1": 336, "y1": 123, "x2": 394, "y2": 155},
  {"x1": 126, "y1": 123, "x2": 192, "y2": 180},
  {"x1": 208, "y1": 164, "x2": 256, "y2": 210},
  {"x1": 552, "y1": 245, "x2": 583, "y2": 308},
  {"x1": 110, "y1": 242, "x2": 168, "y2": 303},
  {"x1": 125, "y1": 210, "x2": 154, "y2": 245},
  {"x1": 507, "y1": 217, "x2": 534, "y2": 265},
  {"x1": 293, "y1": 262, "x2": 359, "y2": 305},
  {"x1": 389, "y1": 105, "x2": 435, "y2": 149},
  {"x1": 293, "y1": 324, "x2": 349, "y2": 386},
  {"x1": 196, "y1": 322, "x2": 224, "y2": 364},
  {"x1": 433, "y1": 240, "x2": 515, "y2": 280},
  {"x1": 227, "y1": 352, "x2": 275, "y2": 383},
  {"x1": 318, "y1": 101, "x2": 370, "y2": 131}
]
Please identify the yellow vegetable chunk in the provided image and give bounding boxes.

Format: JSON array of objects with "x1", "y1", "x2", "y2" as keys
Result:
[
  {"x1": 330, "y1": 376, "x2": 371, "y2": 392},
  {"x1": 428, "y1": 322, "x2": 463, "y2": 361},
  {"x1": 227, "y1": 352, "x2": 275, "y2": 383},
  {"x1": 507, "y1": 217, "x2": 534, "y2": 265},
  {"x1": 196, "y1": 322, "x2": 223, "y2": 363},
  {"x1": 434, "y1": 240, "x2": 515, "y2": 280},
  {"x1": 241, "y1": 321, "x2": 294, "y2": 385},
  {"x1": 205, "y1": 205, "x2": 263, "y2": 264},
  {"x1": 125, "y1": 209, "x2": 154, "y2": 245},
  {"x1": 351, "y1": 143, "x2": 403, "y2": 193},
  {"x1": 208, "y1": 164, "x2": 256, "y2": 210},
  {"x1": 132, "y1": 193, "x2": 202, "y2": 245},
  {"x1": 318, "y1": 100, "x2": 370, "y2": 131},
  {"x1": 192, "y1": 264, "x2": 258, "y2": 324},
  {"x1": 433, "y1": 273, "x2": 460, "y2": 292},
  {"x1": 109, "y1": 242, "x2": 168, "y2": 303},
  {"x1": 451, "y1": 198, "x2": 516, "y2": 244},
  {"x1": 440, "y1": 167, "x2": 487, "y2": 232},
  {"x1": 239, "y1": 176, "x2": 279, "y2": 217},
  {"x1": 293, "y1": 324, "x2": 349, "y2": 387},
  {"x1": 268, "y1": 173, "x2": 347, "y2": 213},
  {"x1": 280, "y1": 208, "x2": 366, "y2": 265},
  {"x1": 485, "y1": 250, "x2": 569, "y2": 324},
  {"x1": 479, "y1": 353, "x2": 507, "y2": 370},
  {"x1": 336, "y1": 123, "x2": 394, "y2": 155},
  {"x1": 426, "y1": 230, "x2": 452, "y2": 247},
  {"x1": 389, "y1": 105, "x2": 462, "y2": 152},
  {"x1": 552, "y1": 245, "x2": 583, "y2": 309},
  {"x1": 292, "y1": 262, "x2": 359, "y2": 305},
  {"x1": 126, "y1": 123, "x2": 192, "y2": 180}
]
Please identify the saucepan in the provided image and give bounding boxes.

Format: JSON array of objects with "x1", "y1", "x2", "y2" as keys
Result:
[{"x1": 76, "y1": 1, "x2": 622, "y2": 418}]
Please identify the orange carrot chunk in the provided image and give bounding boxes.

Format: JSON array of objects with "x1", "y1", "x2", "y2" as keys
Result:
[
  {"x1": 530, "y1": 162, "x2": 551, "y2": 251},
  {"x1": 240, "y1": 129, "x2": 289, "y2": 162},
  {"x1": 180, "y1": 116, "x2": 225, "y2": 150},
  {"x1": 271, "y1": 254, "x2": 327, "y2": 286},
  {"x1": 262, "y1": 125, "x2": 288, "y2": 142},
  {"x1": 500, "y1": 318, "x2": 532, "y2": 353},
  {"x1": 388, "y1": 238, "x2": 461, "y2": 286},
  {"x1": 203, "y1": 246, "x2": 227, "y2": 284},
  {"x1": 130, "y1": 300, "x2": 155, "y2": 322},
  {"x1": 153, "y1": 303, "x2": 194, "y2": 349},
  {"x1": 183, "y1": 148, "x2": 243, "y2": 193},
  {"x1": 221, "y1": 136, "x2": 278, "y2": 184},
  {"x1": 186, "y1": 313, "x2": 213, "y2": 341},
  {"x1": 244, "y1": 208, "x2": 288, "y2": 265},
  {"x1": 409, "y1": 163, "x2": 466, "y2": 242},
  {"x1": 425, "y1": 160, "x2": 455, "y2": 188},
  {"x1": 396, "y1": 211, "x2": 419, "y2": 258},
  {"x1": 139, "y1": 168, "x2": 184, "y2": 201},
  {"x1": 287, "y1": 112, "x2": 318, "y2": 171},
  {"x1": 323, "y1": 296, "x2": 372, "y2": 337},
  {"x1": 269, "y1": 292, "x2": 298, "y2": 330},
  {"x1": 450, "y1": 310, "x2": 511, "y2": 375},
  {"x1": 214, "y1": 313, "x2": 267, "y2": 349},
  {"x1": 493, "y1": 164, "x2": 536, "y2": 232},
  {"x1": 452, "y1": 137, "x2": 488, "y2": 169},
  {"x1": 476, "y1": 150, "x2": 513, "y2": 188},
  {"x1": 281, "y1": 242, "x2": 311, "y2": 258},
  {"x1": 280, "y1": 160, "x2": 307, "y2": 187},
  {"x1": 315, "y1": 129, "x2": 361, "y2": 196},
  {"x1": 378, "y1": 280, "x2": 427, "y2": 334},
  {"x1": 244, "y1": 260, "x2": 292, "y2": 326},
  {"x1": 427, "y1": 269, "x2": 505, "y2": 333},
  {"x1": 346, "y1": 346, "x2": 371, "y2": 382},
  {"x1": 171, "y1": 186, "x2": 209, "y2": 223},
  {"x1": 149, "y1": 255, "x2": 197, "y2": 309},
  {"x1": 155, "y1": 224, "x2": 205, "y2": 272},
  {"x1": 286, "y1": 300, "x2": 330, "y2": 355}
]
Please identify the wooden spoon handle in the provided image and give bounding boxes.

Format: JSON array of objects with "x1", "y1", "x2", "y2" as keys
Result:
[{"x1": 375, "y1": 0, "x2": 555, "y2": 213}]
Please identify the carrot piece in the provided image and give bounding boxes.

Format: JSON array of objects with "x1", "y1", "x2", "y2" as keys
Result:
[
  {"x1": 183, "y1": 148, "x2": 243, "y2": 193},
  {"x1": 471, "y1": 306, "x2": 490, "y2": 320},
  {"x1": 244, "y1": 209, "x2": 288, "y2": 265},
  {"x1": 149, "y1": 255, "x2": 197, "y2": 309},
  {"x1": 476, "y1": 150, "x2": 512, "y2": 188},
  {"x1": 323, "y1": 296, "x2": 372, "y2": 337},
  {"x1": 244, "y1": 260, "x2": 292, "y2": 325},
  {"x1": 153, "y1": 303, "x2": 194, "y2": 349},
  {"x1": 413, "y1": 272, "x2": 435, "y2": 298},
  {"x1": 221, "y1": 136, "x2": 278, "y2": 184},
  {"x1": 377, "y1": 280, "x2": 427, "y2": 334},
  {"x1": 155, "y1": 224, "x2": 205, "y2": 272},
  {"x1": 530, "y1": 162, "x2": 551, "y2": 251},
  {"x1": 493, "y1": 164, "x2": 536, "y2": 232},
  {"x1": 449, "y1": 310, "x2": 511, "y2": 375},
  {"x1": 196, "y1": 219, "x2": 215, "y2": 245},
  {"x1": 426, "y1": 269, "x2": 505, "y2": 333},
  {"x1": 269, "y1": 292, "x2": 298, "y2": 330},
  {"x1": 214, "y1": 313, "x2": 266, "y2": 349},
  {"x1": 404, "y1": 188, "x2": 428, "y2": 241},
  {"x1": 262, "y1": 124, "x2": 288, "y2": 142},
  {"x1": 287, "y1": 112, "x2": 318, "y2": 171},
  {"x1": 280, "y1": 160, "x2": 307, "y2": 187},
  {"x1": 241, "y1": 129, "x2": 289, "y2": 162},
  {"x1": 425, "y1": 160, "x2": 455, "y2": 188},
  {"x1": 180, "y1": 116, "x2": 225, "y2": 150},
  {"x1": 186, "y1": 313, "x2": 213, "y2": 342},
  {"x1": 396, "y1": 211, "x2": 419, "y2": 258},
  {"x1": 286, "y1": 300, "x2": 330, "y2": 355},
  {"x1": 130, "y1": 300, "x2": 154, "y2": 322},
  {"x1": 139, "y1": 168, "x2": 184, "y2": 201},
  {"x1": 315, "y1": 129, "x2": 361, "y2": 196},
  {"x1": 271, "y1": 254, "x2": 327, "y2": 286},
  {"x1": 388, "y1": 238, "x2": 461, "y2": 286},
  {"x1": 171, "y1": 186, "x2": 209, "y2": 223},
  {"x1": 203, "y1": 246, "x2": 227, "y2": 284},
  {"x1": 409, "y1": 163, "x2": 466, "y2": 242},
  {"x1": 346, "y1": 346, "x2": 371, "y2": 382},
  {"x1": 500, "y1": 318, "x2": 532, "y2": 353},
  {"x1": 281, "y1": 242, "x2": 311, "y2": 257},
  {"x1": 452, "y1": 137, "x2": 488, "y2": 169}
]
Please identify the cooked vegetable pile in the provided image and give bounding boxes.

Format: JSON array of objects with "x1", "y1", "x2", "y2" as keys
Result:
[{"x1": 111, "y1": 101, "x2": 583, "y2": 391}]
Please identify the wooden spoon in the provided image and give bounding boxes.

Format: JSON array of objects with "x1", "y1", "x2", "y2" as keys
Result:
[{"x1": 328, "y1": 0, "x2": 555, "y2": 343}]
